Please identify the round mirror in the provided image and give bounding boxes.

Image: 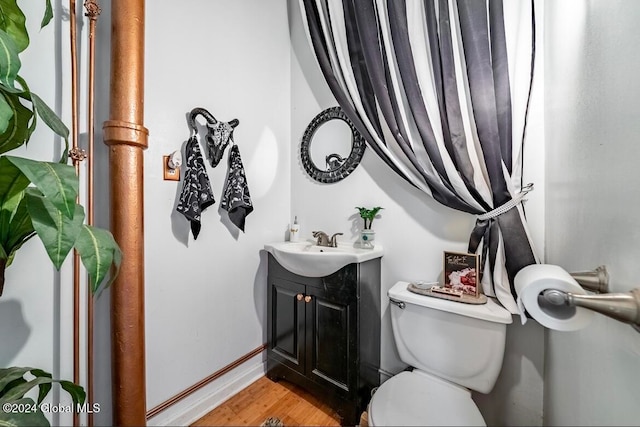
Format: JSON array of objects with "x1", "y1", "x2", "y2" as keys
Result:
[{"x1": 300, "y1": 107, "x2": 366, "y2": 183}]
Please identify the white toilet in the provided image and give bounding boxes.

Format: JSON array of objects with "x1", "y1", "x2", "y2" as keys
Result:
[{"x1": 368, "y1": 281, "x2": 513, "y2": 426}]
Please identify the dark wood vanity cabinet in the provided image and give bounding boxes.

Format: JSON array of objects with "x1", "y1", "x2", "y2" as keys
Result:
[{"x1": 266, "y1": 254, "x2": 381, "y2": 426}]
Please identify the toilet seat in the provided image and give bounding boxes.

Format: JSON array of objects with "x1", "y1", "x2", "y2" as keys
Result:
[{"x1": 368, "y1": 370, "x2": 486, "y2": 426}]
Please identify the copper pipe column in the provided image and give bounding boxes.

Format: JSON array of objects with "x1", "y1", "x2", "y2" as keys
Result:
[
  {"x1": 84, "y1": 2, "x2": 101, "y2": 426},
  {"x1": 102, "y1": 0, "x2": 148, "y2": 425},
  {"x1": 68, "y1": 2, "x2": 82, "y2": 426}
]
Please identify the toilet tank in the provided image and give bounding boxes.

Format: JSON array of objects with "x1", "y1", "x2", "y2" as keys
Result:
[{"x1": 388, "y1": 281, "x2": 512, "y2": 394}]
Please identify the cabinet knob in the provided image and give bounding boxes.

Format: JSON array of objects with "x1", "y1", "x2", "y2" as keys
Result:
[
  {"x1": 304, "y1": 295, "x2": 312, "y2": 303},
  {"x1": 296, "y1": 293, "x2": 303, "y2": 301}
]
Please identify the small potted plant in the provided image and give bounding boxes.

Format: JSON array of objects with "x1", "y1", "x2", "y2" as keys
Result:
[{"x1": 355, "y1": 206, "x2": 383, "y2": 248}]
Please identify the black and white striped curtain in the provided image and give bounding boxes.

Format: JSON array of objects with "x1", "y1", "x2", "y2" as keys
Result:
[{"x1": 301, "y1": 0, "x2": 539, "y2": 313}]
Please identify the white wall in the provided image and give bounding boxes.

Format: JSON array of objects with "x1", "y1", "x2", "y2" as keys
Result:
[
  {"x1": 143, "y1": 0, "x2": 291, "y2": 421},
  {"x1": 544, "y1": 1, "x2": 640, "y2": 425},
  {"x1": 289, "y1": 1, "x2": 545, "y2": 426}
]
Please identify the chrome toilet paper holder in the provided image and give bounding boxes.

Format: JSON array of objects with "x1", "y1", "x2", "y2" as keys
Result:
[
  {"x1": 569, "y1": 265, "x2": 609, "y2": 293},
  {"x1": 542, "y1": 266, "x2": 640, "y2": 333}
]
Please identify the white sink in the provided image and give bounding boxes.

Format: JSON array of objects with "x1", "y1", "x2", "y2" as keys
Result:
[{"x1": 264, "y1": 240, "x2": 384, "y2": 277}]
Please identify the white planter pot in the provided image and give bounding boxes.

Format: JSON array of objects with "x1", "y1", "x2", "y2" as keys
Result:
[{"x1": 360, "y1": 230, "x2": 376, "y2": 249}]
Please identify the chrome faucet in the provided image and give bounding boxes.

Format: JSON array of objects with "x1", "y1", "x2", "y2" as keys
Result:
[
  {"x1": 330, "y1": 232, "x2": 343, "y2": 247},
  {"x1": 312, "y1": 231, "x2": 343, "y2": 248},
  {"x1": 312, "y1": 231, "x2": 330, "y2": 247}
]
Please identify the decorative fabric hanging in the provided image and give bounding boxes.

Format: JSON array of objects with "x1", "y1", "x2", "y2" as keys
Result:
[
  {"x1": 176, "y1": 107, "x2": 253, "y2": 237},
  {"x1": 176, "y1": 136, "x2": 215, "y2": 239},
  {"x1": 221, "y1": 144, "x2": 254, "y2": 232}
]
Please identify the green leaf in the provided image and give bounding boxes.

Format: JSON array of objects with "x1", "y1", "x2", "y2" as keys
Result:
[
  {"x1": 0, "y1": 367, "x2": 85, "y2": 419},
  {"x1": 59, "y1": 380, "x2": 85, "y2": 406},
  {"x1": 5, "y1": 232, "x2": 35, "y2": 267},
  {"x1": 0, "y1": 0, "x2": 29, "y2": 52},
  {"x1": 27, "y1": 369, "x2": 51, "y2": 405},
  {"x1": 41, "y1": 0, "x2": 53, "y2": 29},
  {"x1": 0, "y1": 377, "x2": 26, "y2": 399},
  {"x1": 0, "y1": 29, "x2": 20, "y2": 89},
  {"x1": 4, "y1": 192, "x2": 35, "y2": 268},
  {"x1": 75, "y1": 225, "x2": 122, "y2": 293},
  {"x1": 0, "y1": 368, "x2": 24, "y2": 395},
  {"x1": 0, "y1": 376, "x2": 51, "y2": 402},
  {"x1": 6, "y1": 156, "x2": 78, "y2": 219},
  {"x1": 0, "y1": 90, "x2": 34, "y2": 154},
  {"x1": 25, "y1": 189, "x2": 83, "y2": 270},
  {"x1": 13, "y1": 76, "x2": 38, "y2": 147},
  {"x1": 0, "y1": 156, "x2": 29, "y2": 222},
  {"x1": 0, "y1": 367, "x2": 52, "y2": 403},
  {"x1": 0, "y1": 92, "x2": 12, "y2": 133},
  {"x1": 355, "y1": 206, "x2": 383, "y2": 229},
  {"x1": 0, "y1": 397, "x2": 49, "y2": 427},
  {"x1": 0, "y1": 376, "x2": 84, "y2": 410},
  {"x1": 0, "y1": 367, "x2": 34, "y2": 395},
  {"x1": 0, "y1": 368, "x2": 51, "y2": 407},
  {"x1": 30, "y1": 92, "x2": 69, "y2": 145}
]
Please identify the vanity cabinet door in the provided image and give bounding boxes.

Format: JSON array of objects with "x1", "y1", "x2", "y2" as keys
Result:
[
  {"x1": 266, "y1": 254, "x2": 381, "y2": 426},
  {"x1": 304, "y1": 285, "x2": 357, "y2": 394},
  {"x1": 268, "y1": 278, "x2": 306, "y2": 376}
]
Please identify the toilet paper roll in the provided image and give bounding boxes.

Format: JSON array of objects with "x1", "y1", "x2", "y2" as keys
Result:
[{"x1": 515, "y1": 264, "x2": 594, "y2": 331}]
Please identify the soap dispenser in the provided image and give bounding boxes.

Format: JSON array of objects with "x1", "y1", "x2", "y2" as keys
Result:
[{"x1": 290, "y1": 216, "x2": 300, "y2": 242}]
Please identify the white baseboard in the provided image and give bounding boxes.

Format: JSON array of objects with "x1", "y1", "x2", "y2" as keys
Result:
[{"x1": 147, "y1": 354, "x2": 266, "y2": 426}]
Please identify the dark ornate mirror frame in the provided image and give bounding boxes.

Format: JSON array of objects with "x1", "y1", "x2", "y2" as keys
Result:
[{"x1": 300, "y1": 106, "x2": 366, "y2": 183}]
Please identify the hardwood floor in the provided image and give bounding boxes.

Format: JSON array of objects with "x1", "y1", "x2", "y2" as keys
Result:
[{"x1": 192, "y1": 376, "x2": 342, "y2": 426}]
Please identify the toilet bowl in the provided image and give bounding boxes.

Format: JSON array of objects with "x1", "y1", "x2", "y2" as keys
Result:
[
  {"x1": 368, "y1": 281, "x2": 512, "y2": 426},
  {"x1": 368, "y1": 370, "x2": 485, "y2": 426}
]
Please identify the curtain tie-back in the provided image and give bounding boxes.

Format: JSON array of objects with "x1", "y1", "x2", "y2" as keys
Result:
[
  {"x1": 478, "y1": 183, "x2": 534, "y2": 220},
  {"x1": 470, "y1": 183, "x2": 535, "y2": 298}
]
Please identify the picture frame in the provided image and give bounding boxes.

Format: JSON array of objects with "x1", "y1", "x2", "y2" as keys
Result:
[{"x1": 443, "y1": 251, "x2": 480, "y2": 298}]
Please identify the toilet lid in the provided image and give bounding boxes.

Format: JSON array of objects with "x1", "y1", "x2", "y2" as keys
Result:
[
  {"x1": 389, "y1": 281, "x2": 512, "y2": 324},
  {"x1": 369, "y1": 371, "x2": 485, "y2": 426}
]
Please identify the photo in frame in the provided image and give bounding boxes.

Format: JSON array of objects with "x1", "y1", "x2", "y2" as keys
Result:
[{"x1": 443, "y1": 251, "x2": 480, "y2": 298}]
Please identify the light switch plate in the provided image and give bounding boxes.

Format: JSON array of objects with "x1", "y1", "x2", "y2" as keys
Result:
[{"x1": 163, "y1": 155, "x2": 180, "y2": 181}]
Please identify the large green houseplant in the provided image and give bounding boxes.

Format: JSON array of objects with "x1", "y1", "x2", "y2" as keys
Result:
[
  {"x1": 0, "y1": 0, "x2": 121, "y2": 295},
  {"x1": 1, "y1": 1, "x2": 120, "y2": 424}
]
